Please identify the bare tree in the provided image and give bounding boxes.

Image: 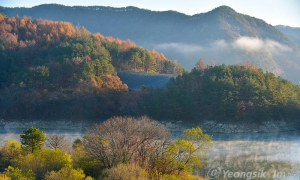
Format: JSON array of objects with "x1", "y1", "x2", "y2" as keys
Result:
[
  {"x1": 83, "y1": 116, "x2": 171, "y2": 169},
  {"x1": 46, "y1": 134, "x2": 67, "y2": 150}
]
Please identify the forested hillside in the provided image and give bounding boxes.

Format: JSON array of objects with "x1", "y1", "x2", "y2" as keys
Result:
[
  {"x1": 0, "y1": 14, "x2": 183, "y2": 90},
  {"x1": 2, "y1": 4, "x2": 300, "y2": 83},
  {"x1": 146, "y1": 61, "x2": 300, "y2": 122},
  {"x1": 0, "y1": 13, "x2": 299, "y2": 122},
  {"x1": 0, "y1": 14, "x2": 184, "y2": 119}
]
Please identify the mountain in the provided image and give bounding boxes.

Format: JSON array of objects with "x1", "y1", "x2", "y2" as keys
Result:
[
  {"x1": 276, "y1": 25, "x2": 300, "y2": 45},
  {"x1": 0, "y1": 15, "x2": 183, "y2": 91},
  {"x1": 0, "y1": 15, "x2": 185, "y2": 119},
  {"x1": 1, "y1": 4, "x2": 300, "y2": 83}
]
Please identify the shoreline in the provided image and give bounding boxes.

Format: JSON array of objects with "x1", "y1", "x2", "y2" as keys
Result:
[
  {"x1": 1, "y1": 119, "x2": 300, "y2": 133},
  {"x1": 163, "y1": 119, "x2": 300, "y2": 133}
]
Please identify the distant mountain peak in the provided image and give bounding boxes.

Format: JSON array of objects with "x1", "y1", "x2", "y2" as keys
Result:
[
  {"x1": 210, "y1": 5, "x2": 237, "y2": 14},
  {"x1": 214, "y1": 5, "x2": 236, "y2": 11},
  {"x1": 33, "y1": 3, "x2": 64, "y2": 8}
]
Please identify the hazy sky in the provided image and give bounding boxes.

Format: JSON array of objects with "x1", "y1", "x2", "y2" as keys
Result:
[{"x1": 1, "y1": 0, "x2": 300, "y2": 27}]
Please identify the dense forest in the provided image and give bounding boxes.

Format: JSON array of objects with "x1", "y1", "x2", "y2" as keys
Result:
[
  {"x1": 147, "y1": 61, "x2": 300, "y2": 122},
  {"x1": 0, "y1": 14, "x2": 184, "y2": 90},
  {"x1": 0, "y1": 13, "x2": 300, "y2": 123},
  {"x1": 0, "y1": 14, "x2": 184, "y2": 119}
]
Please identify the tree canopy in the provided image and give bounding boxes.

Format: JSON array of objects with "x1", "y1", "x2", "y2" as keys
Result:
[
  {"x1": 20, "y1": 127, "x2": 46, "y2": 153},
  {"x1": 83, "y1": 116, "x2": 210, "y2": 177},
  {"x1": 146, "y1": 62, "x2": 300, "y2": 121}
]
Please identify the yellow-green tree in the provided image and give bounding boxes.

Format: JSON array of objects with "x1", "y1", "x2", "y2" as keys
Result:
[
  {"x1": 72, "y1": 139, "x2": 102, "y2": 178},
  {"x1": 102, "y1": 163, "x2": 148, "y2": 180},
  {"x1": 0, "y1": 174, "x2": 11, "y2": 180},
  {"x1": 155, "y1": 127, "x2": 211, "y2": 175},
  {"x1": 0, "y1": 139, "x2": 22, "y2": 168},
  {"x1": 12, "y1": 149, "x2": 71, "y2": 179},
  {"x1": 2, "y1": 166, "x2": 35, "y2": 180},
  {"x1": 44, "y1": 166, "x2": 92, "y2": 180}
]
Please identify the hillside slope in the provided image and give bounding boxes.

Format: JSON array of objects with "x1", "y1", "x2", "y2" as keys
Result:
[
  {"x1": 0, "y1": 14, "x2": 183, "y2": 89},
  {"x1": 0, "y1": 15, "x2": 183, "y2": 119},
  {"x1": 276, "y1": 25, "x2": 300, "y2": 45},
  {"x1": 1, "y1": 4, "x2": 300, "y2": 83}
]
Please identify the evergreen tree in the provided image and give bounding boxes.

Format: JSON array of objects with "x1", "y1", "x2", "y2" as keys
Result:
[{"x1": 20, "y1": 127, "x2": 46, "y2": 153}]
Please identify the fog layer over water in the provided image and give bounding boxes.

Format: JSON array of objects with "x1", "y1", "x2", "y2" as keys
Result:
[{"x1": 199, "y1": 131, "x2": 300, "y2": 180}]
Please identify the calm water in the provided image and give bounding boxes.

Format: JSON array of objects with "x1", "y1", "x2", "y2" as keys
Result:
[{"x1": 1, "y1": 128, "x2": 300, "y2": 179}]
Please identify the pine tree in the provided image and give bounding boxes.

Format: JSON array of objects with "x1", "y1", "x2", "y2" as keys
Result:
[{"x1": 20, "y1": 126, "x2": 46, "y2": 153}]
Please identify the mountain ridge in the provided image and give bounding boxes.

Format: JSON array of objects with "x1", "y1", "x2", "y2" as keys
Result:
[
  {"x1": 1, "y1": 4, "x2": 300, "y2": 83},
  {"x1": 275, "y1": 25, "x2": 300, "y2": 46},
  {"x1": 0, "y1": 4, "x2": 296, "y2": 45}
]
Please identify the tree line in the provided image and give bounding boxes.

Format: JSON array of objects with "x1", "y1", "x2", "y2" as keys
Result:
[
  {"x1": 0, "y1": 116, "x2": 210, "y2": 180},
  {"x1": 1, "y1": 60, "x2": 300, "y2": 122}
]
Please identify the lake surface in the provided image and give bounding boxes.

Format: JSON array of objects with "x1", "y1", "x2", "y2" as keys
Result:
[
  {"x1": 1, "y1": 128, "x2": 300, "y2": 179},
  {"x1": 198, "y1": 131, "x2": 300, "y2": 180}
]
